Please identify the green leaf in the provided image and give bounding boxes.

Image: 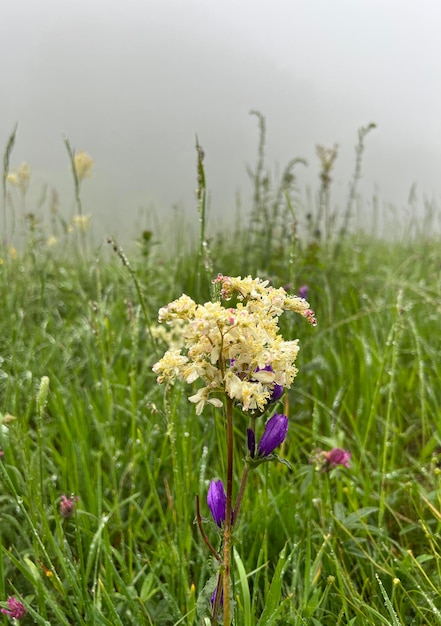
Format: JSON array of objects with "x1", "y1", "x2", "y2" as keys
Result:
[
  {"x1": 256, "y1": 544, "x2": 287, "y2": 626},
  {"x1": 234, "y1": 548, "x2": 252, "y2": 626}
]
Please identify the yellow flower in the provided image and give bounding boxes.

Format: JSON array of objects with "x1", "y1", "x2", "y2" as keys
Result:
[
  {"x1": 72, "y1": 215, "x2": 91, "y2": 232},
  {"x1": 47, "y1": 236, "x2": 58, "y2": 247},
  {"x1": 74, "y1": 151, "x2": 94, "y2": 182},
  {"x1": 7, "y1": 162, "x2": 31, "y2": 194}
]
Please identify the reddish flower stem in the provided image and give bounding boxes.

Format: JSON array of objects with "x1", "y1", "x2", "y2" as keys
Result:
[{"x1": 222, "y1": 395, "x2": 234, "y2": 625}]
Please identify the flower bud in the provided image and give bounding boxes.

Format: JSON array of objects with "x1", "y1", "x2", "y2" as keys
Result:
[
  {"x1": 207, "y1": 480, "x2": 226, "y2": 527},
  {"x1": 257, "y1": 413, "x2": 288, "y2": 457}
]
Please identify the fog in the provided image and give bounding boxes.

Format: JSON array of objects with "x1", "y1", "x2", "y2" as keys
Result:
[{"x1": 2, "y1": 0, "x2": 441, "y2": 241}]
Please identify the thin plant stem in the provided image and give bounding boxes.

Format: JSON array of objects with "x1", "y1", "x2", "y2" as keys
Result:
[
  {"x1": 63, "y1": 135, "x2": 83, "y2": 217},
  {"x1": 106, "y1": 236, "x2": 158, "y2": 351},
  {"x1": 195, "y1": 137, "x2": 206, "y2": 298},
  {"x1": 2, "y1": 123, "x2": 18, "y2": 241},
  {"x1": 232, "y1": 414, "x2": 255, "y2": 525},
  {"x1": 222, "y1": 395, "x2": 234, "y2": 626},
  {"x1": 195, "y1": 495, "x2": 221, "y2": 563},
  {"x1": 232, "y1": 466, "x2": 249, "y2": 526},
  {"x1": 211, "y1": 571, "x2": 224, "y2": 624}
]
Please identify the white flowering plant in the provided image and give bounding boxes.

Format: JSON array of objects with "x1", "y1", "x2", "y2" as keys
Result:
[{"x1": 153, "y1": 273, "x2": 316, "y2": 625}]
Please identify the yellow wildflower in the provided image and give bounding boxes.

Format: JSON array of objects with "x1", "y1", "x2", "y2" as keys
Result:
[
  {"x1": 7, "y1": 162, "x2": 31, "y2": 194},
  {"x1": 72, "y1": 215, "x2": 91, "y2": 232},
  {"x1": 74, "y1": 151, "x2": 94, "y2": 182}
]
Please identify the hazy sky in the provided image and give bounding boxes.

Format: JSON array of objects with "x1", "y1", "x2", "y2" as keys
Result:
[{"x1": 2, "y1": 0, "x2": 441, "y2": 239}]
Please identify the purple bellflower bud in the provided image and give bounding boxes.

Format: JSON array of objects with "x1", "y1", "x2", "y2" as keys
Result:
[
  {"x1": 270, "y1": 383, "x2": 284, "y2": 403},
  {"x1": 254, "y1": 365, "x2": 284, "y2": 404},
  {"x1": 297, "y1": 284, "x2": 309, "y2": 299},
  {"x1": 247, "y1": 428, "x2": 256, "y2": 458},
  {"x1": 207, "y1": 479, "x2": 226, "y2": 527},
  {"x1": 257, "y1": 413, "x2": 288, "y2": 457}
]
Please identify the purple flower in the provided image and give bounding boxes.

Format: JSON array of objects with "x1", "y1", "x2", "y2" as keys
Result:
[
  {"x1": 311, "y1": 447, "x2": 351, "y2": 471},
  {"x1": 1, "y1": 597, "x2": 26, "y2": 619},
  {"x1": 270, "y1": 383, "x2": 284, "y2": 403},
  {"x1": 297, "y1": 284, "x2": 309, "y2": 299},
  {"x1": 257, "y1": 413, "x2": 288, "y2": 457},
  {"x1": 325, "y1": 448, "x2": 351, "y2": 468},
  {"x1": 210, "y1": 586, "x2": 224, "y2": 607},
  {"x1": 247, "y1": 428, "x2": 256, "y2": 458},
  {"x1": 254, "y1": 365, "x2": 284, "y2": 403},
  {"x1": 207, "y1": 480, "x2": 226, "y2": 527},
  {"x1": 60, "y1": 494, "x2": 79, "y2": 518}
]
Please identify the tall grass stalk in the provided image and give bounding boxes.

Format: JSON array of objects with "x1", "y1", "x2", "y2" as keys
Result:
[{"x1": 2, "y1": 123, "x2": 18, "y2": 240}]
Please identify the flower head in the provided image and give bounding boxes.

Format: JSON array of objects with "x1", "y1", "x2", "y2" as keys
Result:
[
  {"x1": 153, "y1": 275, "x2": 316, "y2": 414},
  {"x1": 72, "y1": 215, "x2": 91, "y2": 232},
  {"x1": 257, "y1": 413, "x2": 288, "y2": 457},
  {"x1": 311, "y1": 447, "x2": 351, "y2": 471},
  {"x1": 325, "y1": 448, "x2": 351, "y2": 468},
  {"x1": 60, "y1": 494, "x2": 79, "y2": 518},
  {"x1": 7, "y1": 162, "x2": 31, "y2": 194},
  {"x1": 74, "y1": 151, "x2": 94, "y2": 182},
  {"x1": 1, "y1": 597, "x2": 26, "y2": 619},
  {"x1": 207, "y1": 480, "x2": 226, "y2": 527}
]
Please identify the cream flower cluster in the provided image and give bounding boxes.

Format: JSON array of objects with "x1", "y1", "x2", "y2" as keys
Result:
[
  {"x1": 7, "y1": 162, "x2": 31, "y2": 194},
  {"x1": 152, "y1": 274, "x2": 316, "y2": 415},
  {"x1": 74, "y1": 151, "x2": 94, "y2": 182}
]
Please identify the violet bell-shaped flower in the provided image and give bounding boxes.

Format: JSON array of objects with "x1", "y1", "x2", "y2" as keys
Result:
[
  {"x1": 256, "y1": 413, "x2": 288, "y2": 457},
  {"x1": 207, "y1": 479, "x2": 226, "y2": 527}
]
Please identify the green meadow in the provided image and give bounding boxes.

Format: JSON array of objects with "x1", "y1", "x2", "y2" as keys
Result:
[{"x1": 1, "y1": 120, "x2": 441, "y2": 625}]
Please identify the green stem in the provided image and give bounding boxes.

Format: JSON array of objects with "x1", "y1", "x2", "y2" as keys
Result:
[
  {"x1": 232, "y1": 466, "x2": 249, "y2": 526},
  {"x1": 232, "y1": 415, "x2": 254, "y2": 525},
  {"x1": 223, "y1": 396, "x2": 234, "y2": 626}
]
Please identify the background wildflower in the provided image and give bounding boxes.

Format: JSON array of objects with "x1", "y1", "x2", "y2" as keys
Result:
[
  {"x1": 312, "y1": 447, "x2": 351, "y2": 471},
  {"x1": 297, "y1": 284, "x2": 309, "y2": 299},
  {"x1": 72, "y1": 215, "x2": 91, "y2": 232},
  {"x1": 325, "y1": 447, "x2": 351, "y2": 468},
  {"x1": 60, "y1": 494, "x2": 79, "y2": 518},
  {"x1": 1, "y1": 596, "x2": 26, "y2": 619},
  {"x1": 6, "y1": 162, "x2": 31, "y2": 195},
  {"x1": 73, "y1": 151, "x2": 94, "y2": 182}
]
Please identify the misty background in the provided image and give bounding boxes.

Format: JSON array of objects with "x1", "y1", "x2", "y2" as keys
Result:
[{"x1": 2, "y1": 0, "x2": 441, "y2": 242}]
